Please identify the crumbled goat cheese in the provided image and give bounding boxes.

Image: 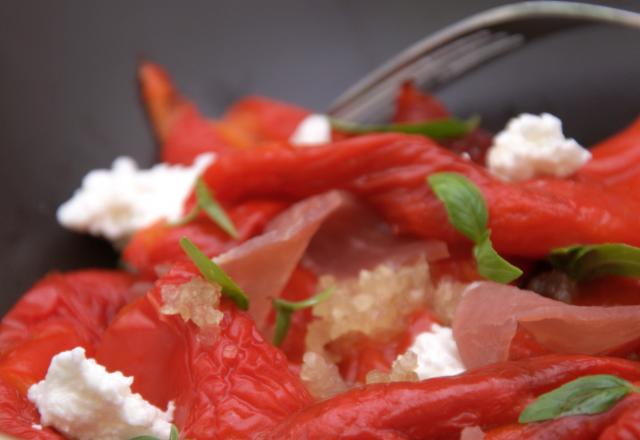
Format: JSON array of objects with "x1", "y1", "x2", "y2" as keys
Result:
[
  {"x1": 289, "y1": 114, "x2": 332, "y2": 146},
  {"x1": 28, "y1": 347, "x2": 174, "y2": 440},
  {"x1": 57, "y1": 153, "x2": 215, "y2": 244},
  {"x1": 407, "y1": 324, "x2": 465, "y2": 380},
  {"x1": 487, "y1": 113, "x2": 591, "y2": 182}
]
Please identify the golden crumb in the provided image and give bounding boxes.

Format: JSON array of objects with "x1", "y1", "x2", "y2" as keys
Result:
[
  {"x1": 305, "y1": 259, "x2": 431, "y2": 356},
  {"x1": 300, "y1": 351, "x2": 348, "y2": 400},
  {"x1": 366, "y1": 351, "x2": 419, "y2": 384},
  {"x1": 424, "y1": 277, "x2": 469, "y2": 325},
  {"x1": 160, "y1": 276, "x2": 224, "y2": 332}
]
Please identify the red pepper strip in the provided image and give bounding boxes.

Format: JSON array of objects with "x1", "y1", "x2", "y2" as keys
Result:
[
  {"x1": 0, "y1": 375, "x2": 63, "y2": 439},
  {"x1": 139, "y1": 62, "x2": 235, "y2": 164},
  {"x1": 392, "y1": 81, "x2": 449, "y2": 123},
  {"x1": 123, "y1": 200, "x2": 287, "y2": 279},
  {"x1": 218, "y1": 96, "x2": 309, "y2": 148},
  {"x1": 202, "y1": 133, "x2": 640, "y2": 257},
  {"x1": 139, "y1": 62, "x2": 310, "y2": 164},
  {"x1": 600, "y1": 398, "x2": 640, "y2": 439},
  {"x1": 267, "y1": 355, "x2": 640, "y2": 440},
  {"x1": 96, "y1": 262, "x2": 313, "y2": 439},
  {"x1": 0, "y1": 271, "x2": 134, "y2": 439},
  {"x1": 0, "y1": 271, "x2": 135, "y2": 356},
  {"x1": 576, "y1": 117, "x2": 640, "y2": 191},
  {"x1": 392, "y1": 81, "x2": 492, "y2": 164},
  {"x1": 483, "y1": 394, "x2": 640, "y2": 440},
  {"x1": 507, "y1": 326, "x2": 552, "y2": 361}
]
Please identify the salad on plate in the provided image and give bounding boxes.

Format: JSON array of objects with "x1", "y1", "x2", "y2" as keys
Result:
[{"x1": 2, "y1": 61, "x2": 640, "y2": 439}]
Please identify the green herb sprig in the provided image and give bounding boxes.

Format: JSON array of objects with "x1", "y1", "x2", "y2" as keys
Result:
[
  {"x1": 172, "y1": 177, "x2": 239, "y2": 240},
  {"x1": 180, "y1": 237, "x2": 249, "y2": 310},
  {"x1": 272, "y1": 287, "x2": 334, "y2": 346},
  {"x1": 549, "y1": 243, "x2": 640, "y2": 282},
  {"x1": 519, "y1": 374, "x2": 639, "y2": 423},
  {"x1": 331, "y1": 116, "x2": 479, "y2": 140},
  {"x1": 128, "y1": 424, "x2": 179, "y2": 440},
  {"x1": 427, "y1": 172, "x2": 522, "y2": 284}
]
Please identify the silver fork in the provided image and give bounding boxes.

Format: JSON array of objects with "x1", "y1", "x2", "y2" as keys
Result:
[{"x1": 328, "y1": 1, "x2": 640, "y2": 123}]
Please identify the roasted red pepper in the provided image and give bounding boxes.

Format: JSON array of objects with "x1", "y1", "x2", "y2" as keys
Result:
[
  {"x1": 268, "y1": 355, "x2": 640, "y2": 439},
  {"x1": 484, "y1": 393, "x2": 640, "y2": 440},
  {"x1": 392, "y1": 81, "x2": 492, "y2": 164},
  {"x1": 139, "y1": 62, "x2": 309, "y2": 165},
  {"x1": 600, "y1": 400, "x2": 640, "y2": 439},
  {"x1": 96, "y1": 262, "x2": 313, "y2": 439},
  {"x1": 201, "y1": 133, "x2": 640, "y2": 257},
  {"x1": 0, "y1": 271, "x2": 135, "y2": 439},
  {"x1": 576, "y1": 117, "x2": 640, "y2": 192}
]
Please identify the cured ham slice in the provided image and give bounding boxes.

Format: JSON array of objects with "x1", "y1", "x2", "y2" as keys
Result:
[
  {"x1": 453, "y1": 282, "x2": 640, "y2": 369},
  {"x1": 215, "y1": 190, "x2": 448, "y2": 330}
]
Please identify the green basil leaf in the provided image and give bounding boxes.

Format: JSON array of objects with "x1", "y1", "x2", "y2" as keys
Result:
[
  {"x1": 272, "y1": 287, "x2": 334, "y2": 346},
  {"x1": 474, "y1": 234, "x2": 523, "y2": 284},
  {"x1": 331, "y1": 116, "x2": 478, "y2": 140},
  {"x1": 272, "y1": 308, "x2": 293, "y2": 347},
  {"x1": 427, "y1": 172, "x2": 488, "y2": 243},
  {"x1": 180, "y1": 237, "x2": 249, "y2": 310},
  {"x1": 549, "y1": 243, "x2": 640, "y2": 281},
  {"x1": 169, "y1": 424, "x2": 179, "y2": 440},
  {"x1": 169, "y1": 178, "x2": 238, "y2": 240},
  {"x1": 519, "y1": 374, "x2": 636, "y2": 423},
  {"x1": 427, "y1": 172, "x2": 521, "y2": 284},
  {"x1": 195, "y1": 178, "x2": 239, "y2": 239},
  {"x1": 128, "y1": 424, "x2": 180, "y2": 440}
]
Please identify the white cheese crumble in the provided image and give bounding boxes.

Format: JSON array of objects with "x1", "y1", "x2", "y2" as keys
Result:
[
  {"x1": 406, "y1": 324, "x2": 465, "y2": 380},
  {"x1": 28, "y1": 347, "x2": 174, "y2": 440},
  {"x1": 289, "y1": 114, "x2": 332, "y2": 146},
  {"x1": 57, "y1": 153, "x2": 215, "y2": 244},
  {"x1": 486, "y1": 113, "x2": 591, "y2": 182}
]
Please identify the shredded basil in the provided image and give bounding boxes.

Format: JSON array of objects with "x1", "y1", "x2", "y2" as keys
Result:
[
  {"x1": 272, "y1": 287, "x2": 334, "y2": 346},
  {"x1": 549, "y1": 243, "x2": 640, "y2": 282},
  {"x1": 172, "y1": 177, "x2": 239, "y2": 240},
  {"x1": 180, "y1": 237, "x2": 249, "y2": 310},
  {"x1": 519, "y1": 374, "x2": 638, "y2": 423},
  {"x1": 331, "y1": 116, "x2": 478, "y2": 140},
  {"x1": 427, "y1": 172, "x2": 522, "y2": 284}
]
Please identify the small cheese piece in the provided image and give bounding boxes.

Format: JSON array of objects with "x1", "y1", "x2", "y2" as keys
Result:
[
  {"x1": 487, "y1": 113, "x2": 591, "y2": 182},
  {"x1": 28, "y1": 347, "x2": 174, "y2": 440},
  {"x1": 57, "y1": 153, "x2": 215, "y2": 244},
  {"x1": 289, "y1": 114, "x2": 331, "y2": 146},
  {"x1": 407, "y1": 324, "x2": 465, "y2": 380}
]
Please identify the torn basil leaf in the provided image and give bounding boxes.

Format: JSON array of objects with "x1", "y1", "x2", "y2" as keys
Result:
[
  {"x1": 549, "y1": 243, "x2": 640, "y2": 282},
  {"x1": 519, "y1": 374, "x2": 637, "y2": 423},
  {"x1": 180, "y1": 237, "x2": 249, "y2": 310},
  {"x1": 427, "y1": 172, "x2": 521, "y2": 284},
  {"x1": 128, "y1": 424, "x2": 180, "y2": 440},
  {"x1": 331, "y1": 116, "x2": 478, "y2": 140},
  {"x1": 272, "y1": 287, "x2": 334, "y2": 346},
  {"x1": 172, "y1": 177, "x2": 239, "y2": 240}
]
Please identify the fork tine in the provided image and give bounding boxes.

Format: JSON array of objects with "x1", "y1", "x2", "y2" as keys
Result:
[{"x1": 329, "y1": 1, "x2": 640, "y2": 122}]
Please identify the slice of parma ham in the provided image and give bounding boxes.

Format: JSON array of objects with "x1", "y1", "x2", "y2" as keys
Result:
[
  {"x1": 453, "y1": 282, "x2": 640, "y2": 369},
  {"x1": 215, "y1": 190, "x2": 448, "y2": 330}
]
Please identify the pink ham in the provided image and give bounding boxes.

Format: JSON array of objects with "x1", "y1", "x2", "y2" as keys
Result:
[
  {"x1": 453, "y1": 282, "x2": 640, "y2": 369},
  {"x1": 216, "y1": 190, "x2": 448, "y2": 330}
]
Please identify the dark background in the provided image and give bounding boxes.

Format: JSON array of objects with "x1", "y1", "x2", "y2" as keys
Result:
[{"x1": 1, "y1": 0, "x2": 639, "y2": 313}]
